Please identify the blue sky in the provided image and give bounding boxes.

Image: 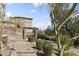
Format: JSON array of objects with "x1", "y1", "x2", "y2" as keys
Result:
[
  {"x1": 6, "y1": 3, "x2": 79, "y2": 30},
  {"x1": 6, "y1": 3, "x2": 51, "y2": 30}
]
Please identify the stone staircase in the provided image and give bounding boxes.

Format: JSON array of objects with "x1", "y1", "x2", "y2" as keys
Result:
[{"x1": 3, "y1": 33, "x2": 37, "y2": 56}]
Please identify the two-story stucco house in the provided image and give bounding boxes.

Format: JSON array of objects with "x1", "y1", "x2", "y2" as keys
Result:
[{"x1": 2, "y1": 16, "x2": 38, "y2": 38}]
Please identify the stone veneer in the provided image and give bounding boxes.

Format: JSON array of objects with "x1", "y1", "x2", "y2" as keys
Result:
[{"x1": 2, "y1": 27, "x2": 34, "y2": 39}]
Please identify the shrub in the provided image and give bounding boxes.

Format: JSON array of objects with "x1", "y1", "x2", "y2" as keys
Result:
[
  {"x1": 65, "y1": 39, "x2": 74, "y2": 51},
  {"x1": 28, "y1": 37, "x2": 33, "y2": 42},
  {"x1": 36, "y1": 40, "x2": 44, "y2": 50},
  {"x1": 28, "y1": 37, "x2": 37, "y2": 42},
  {"x1": 31, "y1": 37, "x2": 37, "y2": 42},
  {"x1": 43, "y1": 42, "x2": 53, "y2": 56},
  {"x1": 60, "y1": 35, "x2": 74, "y2": 51}
]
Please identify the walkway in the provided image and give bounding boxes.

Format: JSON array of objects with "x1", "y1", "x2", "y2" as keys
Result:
[{"x1": 3, "y1": 32, "x2": 37, "y2": 56}]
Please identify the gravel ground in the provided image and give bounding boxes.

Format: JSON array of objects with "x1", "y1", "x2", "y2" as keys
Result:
[{"x1": 3, "y1": 33, "x2": 38, "y2": 56}]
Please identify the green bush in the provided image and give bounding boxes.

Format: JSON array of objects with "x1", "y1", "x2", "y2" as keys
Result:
[
  {"x1": 28, "y1": 37, "x2": 37, "y2": 42},
  {"x1": 32, "y1": 37, "x2": 37, "y2": 42},
  {"x1": 65, "y1": 39, "x2": 74, "y2": 51},
  {"x1": 28, "y1": 37, "x2": 33, "y2": 42},
  {"x1": 43, "y1": 42, "x2": 53, "y2": 56},
  {"x1": 36, "y1": 40, "x2": 44, "y2": 50},
  {"x1": 60, "y1": 35, "x2": 74, "y2": 51}
]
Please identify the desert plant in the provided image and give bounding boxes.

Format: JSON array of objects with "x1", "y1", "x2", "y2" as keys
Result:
[
  {"x1": 43, "y1": 42, "x2": 53, "y2": 56},
  {"x1": 36, "y1": 40, "x2": 44, "y2": 50},
  {"x1": 60, "y1": 35, "x2": 74, "y2": 51},
  {"x1": 28, "y1": 37, "x2": 34, "y2": 42},
  {"x1": 44, "y1": 26, "x2": 53, "y2": 36},
  {"x1": 49, "y1": 3, "x2": 77, "y2": 55},
  {"x1": 28, "y1": 37, "x2": 37, "y2": 42}
]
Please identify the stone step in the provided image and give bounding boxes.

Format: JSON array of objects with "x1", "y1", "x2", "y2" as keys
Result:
[{"x1": 17, "y1": 52, "x2": 36, "y2": 56}]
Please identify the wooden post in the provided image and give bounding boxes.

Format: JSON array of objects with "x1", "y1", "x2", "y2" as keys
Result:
[{"x1": 22, "y1": 28, "x2": 25, "y2": 39}]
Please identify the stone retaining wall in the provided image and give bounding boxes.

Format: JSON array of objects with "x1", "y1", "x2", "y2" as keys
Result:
[{"x1": 2, "y1": 27, "x2": 33, "y2": 38}]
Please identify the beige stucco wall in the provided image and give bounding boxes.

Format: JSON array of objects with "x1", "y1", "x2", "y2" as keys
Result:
[
  {"x1": 10, "y1": 17, "x2": 32, "y2": 28},
  {"x1": 23, "y1": 19, "x2": 32, "y2": 27},
  {"x1": 2, "y1": 23, "x2": 17, "y2": 28}
]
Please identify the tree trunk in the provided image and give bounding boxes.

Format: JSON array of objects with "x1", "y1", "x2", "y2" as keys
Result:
[{"x1": 56, "y1": 31, "x2": 62, "y2": 56}]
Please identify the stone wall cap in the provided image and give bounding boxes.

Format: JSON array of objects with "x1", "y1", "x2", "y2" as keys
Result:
[
  {"x1": 23, "y1": 27, "x2": 38, "y2": 30},
  {"x1": 10, "y1": 16, "x2": 32, "y2": 20}
]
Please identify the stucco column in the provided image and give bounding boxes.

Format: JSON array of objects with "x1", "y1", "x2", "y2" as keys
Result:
[
  {"x1": 33, "y1": 29, "x2": 37, "y2": 38},
  {"x1": 35, "y1": 30, "x2": 37, "y2": 38}
]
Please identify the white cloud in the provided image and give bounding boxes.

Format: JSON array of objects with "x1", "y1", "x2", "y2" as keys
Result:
[
  {"x1": 30, "y1": 10, "x2": 36, "y2": 13},
  {"x1": 7, "y1": 3, "x2": 12, "y2": 6},
  {"x1": 6, "y1": 12, "x2": 12, "y2": 16},
  {"x1": 32, "y1": 3, "x2": 42, "y2": 8}
]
